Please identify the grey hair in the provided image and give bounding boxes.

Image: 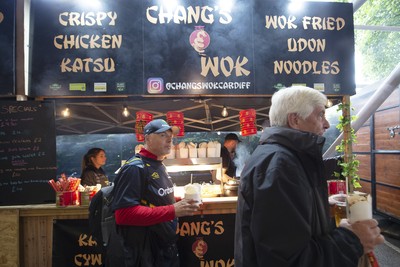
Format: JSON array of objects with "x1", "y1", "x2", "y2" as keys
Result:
[{"x1": 269, "y1": 86, "x2": 327, "y2": 127}]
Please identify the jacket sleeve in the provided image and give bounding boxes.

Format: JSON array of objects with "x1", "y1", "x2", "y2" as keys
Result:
[
  {"x1": 81, "y1": 170, "x2": 97, "y2": 186},
  {"x1": 238, "y1": 151, "x2": 362, "y2": 267}
]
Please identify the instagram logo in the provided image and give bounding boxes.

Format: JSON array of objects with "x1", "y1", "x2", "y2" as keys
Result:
[{"x1": 147, "y1": 78, "x2": 164, "y2": 94}]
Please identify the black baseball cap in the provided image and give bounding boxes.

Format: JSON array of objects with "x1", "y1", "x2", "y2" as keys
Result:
[
  {"x1": 144, "y1": 119, "x2": 179, "y2": 135},
  {"x1": 225, "y1": 133, "x2": 241, "y2": 142}
]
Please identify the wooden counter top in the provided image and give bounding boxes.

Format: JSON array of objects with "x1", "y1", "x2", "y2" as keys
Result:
[
  {"x1": 0, "y1": 196, "x2": 238, "y2": 217},
  {"x1": 199, "y1": 196, "x2": 237, "y2": 214},
  {"x1": 1, "y1": 203, "x2": 89, "y2": 217}
]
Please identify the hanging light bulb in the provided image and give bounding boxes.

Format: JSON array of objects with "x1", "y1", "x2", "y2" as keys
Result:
[
  {"x1": 62, "y1": 107, "x2": 70, "y2": 117},
  {"x1": 122, "y1": 106, "x2": 130, "y2": 117},
  {"x1": 326, "y1": 99, "x2": 333, "y2": 108},
  {"x1": 221, "y1": 106, "x2": 228, "y2": 117}
]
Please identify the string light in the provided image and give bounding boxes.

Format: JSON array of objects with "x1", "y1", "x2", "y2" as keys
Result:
[
  {"x1": 62, "y1": 107, "x2": 70, "y2": 117},
  {"x1": 122, "y1": 106, "x2": 130, "y2": 117},
  {"x1": 221, "y1": 106, "x2": 228, "y2": 117}
]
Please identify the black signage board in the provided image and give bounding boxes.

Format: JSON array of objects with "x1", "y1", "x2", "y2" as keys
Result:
[
  {"x1": 143, "y1": 0, "x2": 255, "y2": 96},
  {"x1": 29, "y1": 0, "x2": 143, "y2": 96},
  {"x1": 0, "y1": 0, "x2": 16, "y2": 96},
  {"x1": 177, "y1": 213, "x2": 235, "y2": 267},
  {"x1": 253, "y1": 1, "x2": 355, "y2": 95},
  {"x1": 29, "y1": 0, "x2": 355, "y2": 97},
  {"x1": 0, "y1": 101, "x2": 57, "y2": 205},
  {"x1": 53, "y1": 215, "x2": 235, "y2": 267},
  {"x1": 53, "y1": 219, "x2": 104, "y2": 267}
]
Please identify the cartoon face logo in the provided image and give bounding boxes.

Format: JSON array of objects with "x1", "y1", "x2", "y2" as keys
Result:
[
  {"x1": 192, "y1": 238, "x2": 208, "y2": 259},
  {"x1": 189, "y1": 26, "x2": 211, "y2": 55},
  {"x1": 147, "y1": 78, "x2": 164, "y2": 94}
]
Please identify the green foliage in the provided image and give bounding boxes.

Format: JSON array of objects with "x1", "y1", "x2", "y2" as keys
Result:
[
  {"x1": 354, "y1": 0, "x2": 400, "y2": 81},
  {"x1": 334, "y1": 103, "x2": 362, "y2": 190}
]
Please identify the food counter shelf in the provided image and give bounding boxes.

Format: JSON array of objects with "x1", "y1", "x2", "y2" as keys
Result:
[{"x1": 164, "y1": 157, "x2": 222, "y2": 181}]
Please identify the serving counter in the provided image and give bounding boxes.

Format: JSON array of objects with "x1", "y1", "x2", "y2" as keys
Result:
[{"x1": 0, "y1": 197, "x2": 237, "y2": 267}]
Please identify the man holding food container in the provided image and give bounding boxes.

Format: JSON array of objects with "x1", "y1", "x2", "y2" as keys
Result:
[
  {"x1": 111, "y1": 119, "x2": 199, "y2": 267},
  {"x1": 235, "y1": 86, "x2": 384, "y2": 267}
]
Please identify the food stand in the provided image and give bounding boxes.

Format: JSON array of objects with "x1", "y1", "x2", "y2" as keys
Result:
[{"x1": 0, "y1": 0, "x2": 360, "y2": 266}]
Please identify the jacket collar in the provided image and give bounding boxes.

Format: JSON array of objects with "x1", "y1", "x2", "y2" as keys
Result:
[{"x1": 260, "y1": 127, "x2": 325, "y2": 158}]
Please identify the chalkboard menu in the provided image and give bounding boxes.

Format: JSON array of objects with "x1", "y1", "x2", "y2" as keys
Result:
[{"x1": 0, "y1": 101, "x2": 57, "y2": 205}]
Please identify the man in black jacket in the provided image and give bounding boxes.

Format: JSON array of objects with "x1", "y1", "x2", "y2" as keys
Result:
[
  {"x1": 221, "y1": 133, "x2": 241, "y2": 182},
  {"x1": 235, "y1": 86, "x2": 384, "y2": 266}
]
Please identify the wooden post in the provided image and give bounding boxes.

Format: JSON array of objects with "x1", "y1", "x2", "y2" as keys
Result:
[{"x1": 342, "y1": 95, "x2": 354, "y2": 193}]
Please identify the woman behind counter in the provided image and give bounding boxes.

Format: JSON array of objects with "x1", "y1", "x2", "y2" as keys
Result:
[{"x1": 80, "y1": 148, "x2": 109, "y2": 187}]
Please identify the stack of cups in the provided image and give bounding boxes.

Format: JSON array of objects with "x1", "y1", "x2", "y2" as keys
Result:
[
  {"x1": 135, "y1": 111, "x2": 153, "y2": 142},
  {"x1": 239, "y1": 109, "x2": 257, "y2": 136},
  {"x1": 166, "y1": 111, "x2": 185, "y2": 136}
]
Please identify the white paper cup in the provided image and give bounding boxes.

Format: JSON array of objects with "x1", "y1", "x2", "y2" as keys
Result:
[
  {"x1": 189, "y1": 147, "x2": 197, "y2": 158},
  {"x1": 184, "y1": 192, "x2": 202, "y2": 204},
  {"x1": 166, "y1": 149, "x2": 175, "y2": 159},
  {"x1": 346, "y1": 193, "x2": 372, "y2": 223},
  {"x1": 198, "y1": 147, "x2": 206, "y2": 158},
  {"x1": 207, "y1": 147, "x2": 216, "y2": 157},
  {"x1": 180, "y1": 148, "x2": 189, "y2": 158},
  {"x1": 215, "y1": 143, "x2": 221, "y2": 157},
  {"x1": 184, "y1": 183, "x2": 202, "y2": 204}
]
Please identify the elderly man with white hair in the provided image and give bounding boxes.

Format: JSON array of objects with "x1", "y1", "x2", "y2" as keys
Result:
[{"x1": 235, "y1": 86, "x2": 384, "y2": 267}]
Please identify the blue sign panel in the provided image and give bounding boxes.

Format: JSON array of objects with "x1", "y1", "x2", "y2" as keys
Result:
[
  {"x1": 29, "y1": 0, "x2": 143, "y2": 96},
  {"x1": 143, "y1": 0, "x2": 255, "y2": 96},
  {"x1": 253, "y1": 1, "x2": 355, "y2": 95},
  {"x1": 29, "y1": 0, "x2": 355, "y2": 97}
]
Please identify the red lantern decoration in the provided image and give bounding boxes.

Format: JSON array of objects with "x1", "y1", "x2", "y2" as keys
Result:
[
  {"x1": 239, "y1": 109, "x2": 256, "y2": 118},
  {"x1": 166, "y1": 111, "x2": 185, "y2": 136},
  {"x1": 239, "y1": 109, "x2": 257, "y2": 136},
  {"x1": 135, "y1": 111, "x2": 153, "y2": 142}
]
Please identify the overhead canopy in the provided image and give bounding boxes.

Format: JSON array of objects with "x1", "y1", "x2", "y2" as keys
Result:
[
  {"x1": 54, "y1": 96, "x2": 273, "y2": 135},
  {"x1": 53, "y1": 95, "x2": 343, "y2": 135}
]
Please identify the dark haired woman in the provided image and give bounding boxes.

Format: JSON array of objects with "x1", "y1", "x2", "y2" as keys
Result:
[{"x1": 81, "y1": 148, "x2": 109, "y2": 187}]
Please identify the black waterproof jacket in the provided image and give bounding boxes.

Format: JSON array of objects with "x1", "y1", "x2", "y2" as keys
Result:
[{"x1": 235, "y1": 127, "x2": 363, "y2": 267}]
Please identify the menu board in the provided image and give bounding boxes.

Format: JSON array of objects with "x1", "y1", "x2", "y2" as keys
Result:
[
  {"x1": 143, "y1": 0, "x2": 255, "y2": 96},
  {"x1": 0, "y1": 0, "x2": 16, "y2": 96},
  {"x1": 29, "y1": 0, "x2": 143, "y2": 97},
  {"x1": 29, "y1": 0, "x2": 355, "y2": 97},
  {"x1": 0, "y1": 101, "x2": 57, "y2": 205},
  {"x1": 253, "y1": 1, "x2": 355, "y2": 95}
]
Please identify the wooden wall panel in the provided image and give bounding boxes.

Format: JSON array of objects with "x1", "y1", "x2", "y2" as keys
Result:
[
  {"x1": 21, "y1": 214, "x2": 88, "y2": 267},
  {"x1": 22, "y1": 217, "x2": 52, "y2": 267},
  {"x1": 374, "y1": 107, "x2": 400, "y2": 150},
  {"x1": 357, "y1": 154, "x2": 371, "y2": 180},
  {"x1": 354, "y1": 126, "x2": 371, "y2": 152},
  {"x1": 376, "y1": 185, "x2": 400, "y2": 219},
  {"x1": 358, "y1": 181, "x2": 371, "y2": 194},
  {"x1": 0, "y1": 209, "x2": 19, "y2": 267},
  {"x1": 375, "y1": 154, "x2": 400, "y2": 187}
]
